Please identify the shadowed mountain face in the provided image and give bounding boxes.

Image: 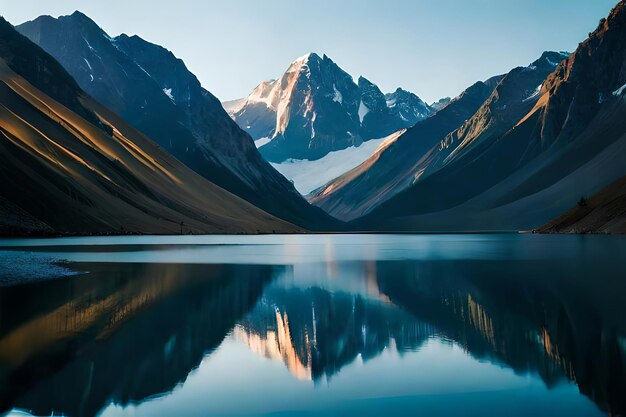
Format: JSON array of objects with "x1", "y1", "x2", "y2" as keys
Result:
[
  {"x1": 16, "y1": 12, "x2": 337, "y2": 230},
  {"x1": 224, "y1": 53, "x2": 432, "y2": 163},
  {"x1": 355, "y1": 2, "x2": 626, "y2": 231},
  {"x1": 0, "y1": 18, "x2": 297, "y2": 235}
]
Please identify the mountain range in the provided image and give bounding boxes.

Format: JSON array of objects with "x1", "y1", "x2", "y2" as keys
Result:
[
  {"x1": 2, "y1": 1, "x2": 626, "y2": 234},
  {"x1": 16, "y1": 12, "x2": 337, "y2": 230},
  {"x1": 350, "y1": 4, "x2": 626, "y2": 232},
  {"x1": 224, "y1": 52, "x2": 433, "y2": 162},
  {"x1": 310, "y1": 51, "x2": 569, "y2": 222},
  {"x1": 0, "y1": 17, "x2": 297, "y2": 235}
]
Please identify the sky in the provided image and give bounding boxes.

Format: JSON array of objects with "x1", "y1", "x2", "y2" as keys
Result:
[{"x1": 0, "y1": 0, "x2": 617, "y2": 103}]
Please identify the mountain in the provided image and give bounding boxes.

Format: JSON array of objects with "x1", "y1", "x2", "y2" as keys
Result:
[
  {"x1": 225, "y1": 52, "x2": 432, "y2": 162},
  {"x1": 309, "y1": 74, "x2": 504, "y2": 221},
  {"x1": 16, "y1": 12, "x2": 337, "y2": 230},
  {"x1": 0, "y1": 17, "x2": 298, "y2": 235},
  {"x1": 430, "y1": 97, "x2": 451, "y2": 111},
  {"x1": 357, "y1": 2, "x2": 626, "y2": 232},
  {"x1": 312, "y1": 51, "x2": 569, "y2": 222},
  {"x1": 0, "y1": 262, "x2": 274, "y2": 417},
  {"x1": 385, "y1": 87, "x2": 432, "y2": 125}
]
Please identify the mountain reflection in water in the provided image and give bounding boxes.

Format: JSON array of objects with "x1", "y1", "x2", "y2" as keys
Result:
[
  {"x1": 0, "y1": 235, "x2": 624, "y2": 417},
  {"x1": 0, "y1": 262, "x2": 278, "y2": 417}
]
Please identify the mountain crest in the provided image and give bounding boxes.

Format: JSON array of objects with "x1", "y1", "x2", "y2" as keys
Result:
[
  {"x1": 293, "y1": 52, "x2": 321, "y2": 63},
  {"x1": 63, "y1": 10, "x2": 106, "y2": 33},
  {"x1": 228, "y1": 53, "x2": 433, "y2": 162},
  {"x1": 529, "y1": 51, "x2": 570, "y2": 71}
]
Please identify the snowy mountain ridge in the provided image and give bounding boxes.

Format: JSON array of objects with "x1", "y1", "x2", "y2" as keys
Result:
[{"x1": 224, "y1": 52, "x2": 433, "y2": 162}]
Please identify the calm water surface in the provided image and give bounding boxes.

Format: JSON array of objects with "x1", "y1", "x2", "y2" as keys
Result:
[{"x1": 0, "y1": 234, "x2": 625, "y2": 417}]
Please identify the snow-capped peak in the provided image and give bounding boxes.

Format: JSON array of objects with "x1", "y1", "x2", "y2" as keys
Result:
[
  {"x1": 294, "y1": 52, "x2": 314, "y2": 63},
  {"x1": 225, "y1": 51, "x2": 431, "y2": 161}
]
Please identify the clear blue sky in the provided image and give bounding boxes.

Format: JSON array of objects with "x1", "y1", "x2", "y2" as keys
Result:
[{"x1": 1, "y1": 0, "x2": 617, "y2": 103}]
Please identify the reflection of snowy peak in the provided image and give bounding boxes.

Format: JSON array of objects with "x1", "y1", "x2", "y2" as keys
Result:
[{"x1": 227, "y1": 53, "x2": 432, "y2": 162}]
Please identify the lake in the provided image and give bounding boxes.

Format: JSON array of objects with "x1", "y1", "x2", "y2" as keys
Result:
[{"x1": 0, "y1": 234, "x2": 624, "y2": 417}]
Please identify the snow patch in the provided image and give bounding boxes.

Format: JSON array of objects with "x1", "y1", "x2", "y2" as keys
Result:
[
  {"x1": 271, "y1": 133, "x2": 401, "y2": 195},
  {"x1": 82, "y1": 36, "x2": 95, "y2": 52},
  {"x1": 311, "y1": 112, "x2": 317, "y2": 138},
  {"x1": 163, "y1": 88, "x2": 175, "y2": 102},
  {"x1": 294, "y1": 53, "x2": 312, "y2": 63},
  {"x1": 523, "y1": 83, "x2": 543, "y2": 102},
  {"x1": 136, "y1": 63, "x2": 151, "y2": 78},
  {"x1": 255, "y1": 137, "x2": 271, "y2": 148},
  {"x1": 613, "y1": 83, "x2": 626, "y2": 97},
  {"x1": 358, "y1": 100, "x2": 369, "y2": 123},
  {"x1": 83, "y1": 58, "x2": 94, "y2": 82},
  {"x1": 333, "y1": 84, "x2": 343, "y2": 103},
  {"x1": 545, "y1": 57, "x2": 560, "y2": 67}
]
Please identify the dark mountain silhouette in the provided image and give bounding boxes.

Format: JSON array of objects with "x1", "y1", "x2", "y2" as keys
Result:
[
  {"x1": 17, "y1": 12, "x2": 338, "y2": 230},
  {"x1": 0, "y1": 17, "x2": 298, "y2": 235},
  {"x1": 375, "y1": 258, "x2": 626, "y2": 415},
  {"x1": 0, "y1": 263, "x2": 277, "y2": 417}
]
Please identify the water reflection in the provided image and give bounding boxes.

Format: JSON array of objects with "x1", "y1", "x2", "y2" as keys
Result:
[
  {"x1": 376, "y1": 259, "x2": 626, "y2": 416},
  {"x1": 0, "y1": 262, "x2": 278, "y2": 416},
  {"x1": 235, "y1": 285, "x2": 433, "y2": 381},
  {"x1": 0, "y1": 235, "x2": 624, "y2": 416}
]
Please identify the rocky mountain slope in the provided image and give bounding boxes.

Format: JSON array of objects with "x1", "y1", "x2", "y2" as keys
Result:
[
  {"x1": 224, "y1": 52, "x2": 432, "y2": 162},
  {"x1": 0, "y1": 17, "x2": 298, "y2": 235},
  {"x1": 309, "y1": 74, "x2": 504, "y2": 221},
  {"x1": 357, "y1": 2, "x2": 626, "y2": 231},
  {"x1": 17, "y1": 12, "x2": 336, "y2": 230},
  {"x1": 538, "y1": 176, "x2": 626, "y2": 234},
  {"x1": 312, "y1": 52, "x2": 568, "y2": 222}
]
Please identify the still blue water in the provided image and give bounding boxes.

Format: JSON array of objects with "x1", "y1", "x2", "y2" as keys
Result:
[{"x1": 0, "y1": 234, "x2": 624, "y2": 416}]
